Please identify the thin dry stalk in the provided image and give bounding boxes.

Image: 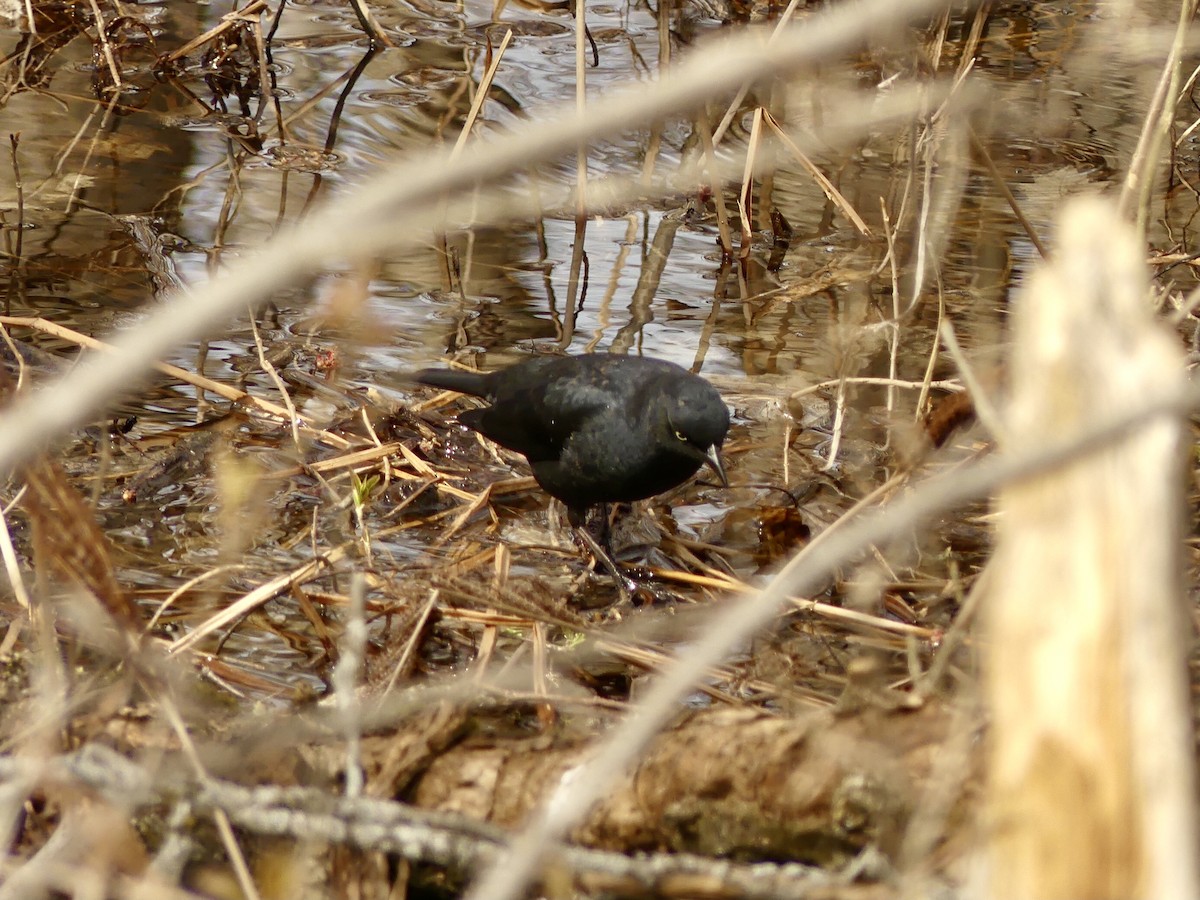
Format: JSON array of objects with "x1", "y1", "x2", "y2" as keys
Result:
[
  {"x1": 904, "y1": 116, "x2": 940, "y2": 317},
  {"x1": 1119, "y1": 0, "x2": 1200, "y2": 238},
  {"x1": 143, "y1": 564, "x2": 248, "y2": 633},
  {"x1": 64, "y1": 94, "x2": 120, "y2": 214},
  {"x1": 6, "y1": 137, "x2": 23, "y2": 276},
  {"x1": 268, "y1": 442, "x2": 403, "y2": 480},
  {"x1": 167, "y1": 553, "x2": 336, "y2": 655},
  {"x1": 574, "y1": 0, "x2": 587, "y2": 223},
  {"x1": 472, "y1": 551, "x2": 506, "y2": 681},
  {"x1": 822, "y1": 377, "x2": 847, "y2": 471},
  {"x1": 790, "y1": 376, "x2": 963, "y2": 401},
  {"x1": 379, "y1": 591, "x2": 439, "y2": 698},
  {"x1": 763, "y1": 111, "x2": 871, "y2": 236},
  {"x1": 247, "y1": 310, "x2": 301, "y2": 449},
  {"x1": 882, "y1": 199, "x2": 904, "y2": 418},
  {"x1": 967, "y1": 126, "x2": 1047, "y2": 259},
  {"x1": 154, "y1": 696, "x2": 263, "y2": 900},
  {"x1": 916, "y1": 560, "x2": 990, "y2": 697},
  {"x1": 915, "y1": 282, "x2": 945, "y2": 419},
  {"x1": 651, "y1": 564, "x2": 939, "y2": 639},
  {"x1": 86, "y1": 0, "x2": 122, "y2": 90},
  {"x1": 455, "y1": 30, "x2": 513, "y2": 158},
  {"x1": 162, "y1": 0, "x2": 270, "y2": 63},
  {"x1": 0, "y1": 510, "x2": 29, "y2": 613},
  {"x1": 737, "y1": 108, "x2": 766, "y2": 256}
]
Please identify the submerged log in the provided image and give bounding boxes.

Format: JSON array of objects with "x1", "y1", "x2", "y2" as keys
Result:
[{"x1": 984, "y1": 198, "x2": 1197, "y2": 899}]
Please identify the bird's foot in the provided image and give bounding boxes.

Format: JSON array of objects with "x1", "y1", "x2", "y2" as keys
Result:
[{"x1": 573, "y1": 525, "x2": 641, "y2": 604}]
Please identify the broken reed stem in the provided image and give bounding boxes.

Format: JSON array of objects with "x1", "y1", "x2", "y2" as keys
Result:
[
  {"x1": 162, "y1": 0, "x2": 270, "y2": 63},
  {"x1": 763, "y1": 111, "x2": 871, "y2": 236},
  {"x1": 85, "y1": 0, "x2": 122, "y2": 90},
  {"x1": 1119, "y1": 0, "x2": 1199, "y2": 238},
  {"x1": 738, "y1": 108, "x2": 764, "y2": 255},
  {"x1": 453, "y1": 30, "x2": 512, "y2": 159},
  {"x1": 985, "y1": 197, "x2": 1198, "y2": 900},
  {"x1": 696, "y1": 110, "x2": 733, "y2": 256},
  {"x1": 710, "y1": 0, "x2": 806, "y2": 146}
]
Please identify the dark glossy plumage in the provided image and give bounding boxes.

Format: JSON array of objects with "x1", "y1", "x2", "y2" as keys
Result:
[{"x1": 413, "y1": 353, "x2": 730, "y2": 525}]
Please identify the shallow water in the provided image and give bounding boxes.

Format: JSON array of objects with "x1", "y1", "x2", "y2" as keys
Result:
[{"x1": 0, "y1": 0, "x2": 1196, "y2": 700}]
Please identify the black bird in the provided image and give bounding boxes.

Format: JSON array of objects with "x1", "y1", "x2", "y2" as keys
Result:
[{"x1": 412, "y1": 353, "x2": 730, "y2": 587}]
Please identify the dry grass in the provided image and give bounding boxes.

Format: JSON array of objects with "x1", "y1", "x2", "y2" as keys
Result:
[{"x1": 1, "y1": 0, "x2": 1200, "y2": 898}]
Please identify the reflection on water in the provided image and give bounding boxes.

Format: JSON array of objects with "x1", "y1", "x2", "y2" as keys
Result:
[{"x1": 0, "y1": 0, "x2": 1196, "y2": 698}]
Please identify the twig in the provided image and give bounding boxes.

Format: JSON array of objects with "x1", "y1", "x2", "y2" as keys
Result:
[
  {"x1": 86, "y1": 0, "x2": 122, "y2": 90},
  {"x1": 762, "y1": 111, "x2": 872, "y2": 236},
  {"x1": 335, "y1": 574, "x2": 368, "y2": 799}
]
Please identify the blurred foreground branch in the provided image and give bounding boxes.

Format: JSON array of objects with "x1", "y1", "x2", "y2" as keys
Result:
[{"x1": 984, "y1": 197, "x2": 1198, "y2": 898}]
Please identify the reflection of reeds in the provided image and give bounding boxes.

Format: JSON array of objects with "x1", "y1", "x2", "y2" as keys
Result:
[{"x1": 0, "y1": 0, "x2": 953, "y2": 472}]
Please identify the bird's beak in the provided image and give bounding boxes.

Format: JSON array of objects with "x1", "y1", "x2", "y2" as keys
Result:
[{"x1": 704, "y1": 445, "x2": 728, "y2": 487}]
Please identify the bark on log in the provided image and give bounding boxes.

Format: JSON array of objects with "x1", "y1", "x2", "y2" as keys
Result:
[{"x1": 406, "y1": 704, "x2": 960, "y2": 868}]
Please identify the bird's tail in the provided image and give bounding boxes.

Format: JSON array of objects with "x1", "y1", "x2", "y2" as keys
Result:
[{"x1": 408, "y1": 367, "x2": 492, "y2": 399}]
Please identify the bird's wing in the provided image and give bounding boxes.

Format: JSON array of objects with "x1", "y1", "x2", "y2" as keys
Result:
[{"x1": 469, "y1": 375, "x2": 612, "y2": 460}]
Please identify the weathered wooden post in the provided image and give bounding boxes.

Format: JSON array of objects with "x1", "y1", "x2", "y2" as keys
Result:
[{"x1": 984, "y1": 197, "x2": 1197, "y2": 899}]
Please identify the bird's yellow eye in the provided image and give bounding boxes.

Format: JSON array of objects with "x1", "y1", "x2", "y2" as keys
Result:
[{"x1": 674, "y1": 429, "x2": 687, "y2": 442}]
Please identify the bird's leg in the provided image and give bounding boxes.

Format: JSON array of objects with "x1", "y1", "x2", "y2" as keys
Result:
[
  {"x1": 574, "y1": 526, "x2": 634, "y2": 603},
  {"x1": 595, "y1": 502, "x2": 616, "y2": 555},
  {"x1": 569, "y1": 505, "x2": 635, "y2": 602}
]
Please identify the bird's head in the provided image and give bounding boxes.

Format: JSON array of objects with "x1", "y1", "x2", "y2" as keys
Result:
[{"x1": 663, "y1": 384, "x2": 730, "y2": 486}]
